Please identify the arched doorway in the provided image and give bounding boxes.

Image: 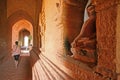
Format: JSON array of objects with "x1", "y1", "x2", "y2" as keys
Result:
[
  {"x1": 12, "y1": 19, "x2": 33, "y2": 49},
  {"x1": 19, "y1": 29, "x2": 30, "y2": 47}
]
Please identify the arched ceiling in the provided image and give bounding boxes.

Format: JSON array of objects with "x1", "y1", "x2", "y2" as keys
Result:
[
  {"x1": 7, "y1": 0, "x2": 42, "y2": 20},
  {"x1": 7, "y1": 0, "x2": 36, "y2": 18},
  {"x1": 12, "y1": 19, "x2": 33, "y2": 34}
]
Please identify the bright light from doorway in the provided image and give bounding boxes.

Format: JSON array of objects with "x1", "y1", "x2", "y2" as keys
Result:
[{"x1": 24, "y1": 36, "x2": 29, "y2": 47}]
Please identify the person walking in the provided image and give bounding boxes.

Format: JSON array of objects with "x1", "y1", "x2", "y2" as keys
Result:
[{"x1": 12, "y1": 41, "x2": 21, "y2": 68}]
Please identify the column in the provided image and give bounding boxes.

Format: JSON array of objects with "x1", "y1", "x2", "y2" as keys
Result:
[{"x1": 95, "y1": 0, "x2": 119, "y2": 79}]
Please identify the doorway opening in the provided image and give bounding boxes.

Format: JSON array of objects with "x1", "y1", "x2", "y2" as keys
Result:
[
  {"x1": 24, "y1": 36, "x2": 29, "y2": 47},
  {"x1": 12, "y1": 19, "x2": 33, "y2": 54}
]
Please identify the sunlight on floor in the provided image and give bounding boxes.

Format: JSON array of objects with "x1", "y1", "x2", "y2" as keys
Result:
[{"x1": 20, "y1": 46, "x2": 31, "y2": 56}]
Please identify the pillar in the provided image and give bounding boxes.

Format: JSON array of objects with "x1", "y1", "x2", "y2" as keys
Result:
[
  {"x1": 30, "y1": 0, "x2": 41, "y2": 65},
  {"x1": 116, "y1": 1, "x2": 120, "y2": 80},
  {"x1": 95, "y1": 0, "x2": 119, "y2": 79},
  {"x1": 0, "y1": 0, "x2": 9, "y2": 63},
  {"x1": 32, "y1": 0, "x2": 41, "y2": 51}
]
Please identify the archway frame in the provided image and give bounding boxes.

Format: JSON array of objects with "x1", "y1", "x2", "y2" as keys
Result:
[{"x1": 7, "y1": 10, "x2": 34, "y2": 49}]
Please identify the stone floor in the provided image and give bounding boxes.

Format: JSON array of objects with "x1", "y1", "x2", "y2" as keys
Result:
[{"x1": 0, "y1": 52, "x2": 32, "y2": 80}]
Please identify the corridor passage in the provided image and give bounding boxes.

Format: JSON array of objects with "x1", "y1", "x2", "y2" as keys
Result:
[{"x1": 0, "y1": 53, "x2": 32, "y2": 80}]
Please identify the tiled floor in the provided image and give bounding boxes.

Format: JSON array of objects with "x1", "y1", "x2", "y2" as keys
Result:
[{"x1": 0, "y1": 52, "x2": 32, "y2": 80}]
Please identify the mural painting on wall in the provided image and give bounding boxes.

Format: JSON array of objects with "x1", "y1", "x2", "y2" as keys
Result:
[{"x1": 71, "y1": 3, "x2": 97, "y2": 67}]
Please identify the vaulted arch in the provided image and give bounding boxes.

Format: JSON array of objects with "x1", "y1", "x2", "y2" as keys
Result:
[
  {"x1": 12, "y1": 19, "x2": 33, "y2": 47},
  {"x1": 7, "y1": 10, "x2": 34, "y2": 48},
  {"x1": 8, "y1": 10, "x2": 34, "y2": 27}
]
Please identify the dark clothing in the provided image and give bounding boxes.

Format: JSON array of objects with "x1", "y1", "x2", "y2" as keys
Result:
[{"x1": 13, "y1": 55, "x2": 20, "y2": 61}]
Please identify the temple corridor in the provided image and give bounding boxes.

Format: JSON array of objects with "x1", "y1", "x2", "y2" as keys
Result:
[{"x1": 0, "y1": 0, "x2": 120, "y2": 80}]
